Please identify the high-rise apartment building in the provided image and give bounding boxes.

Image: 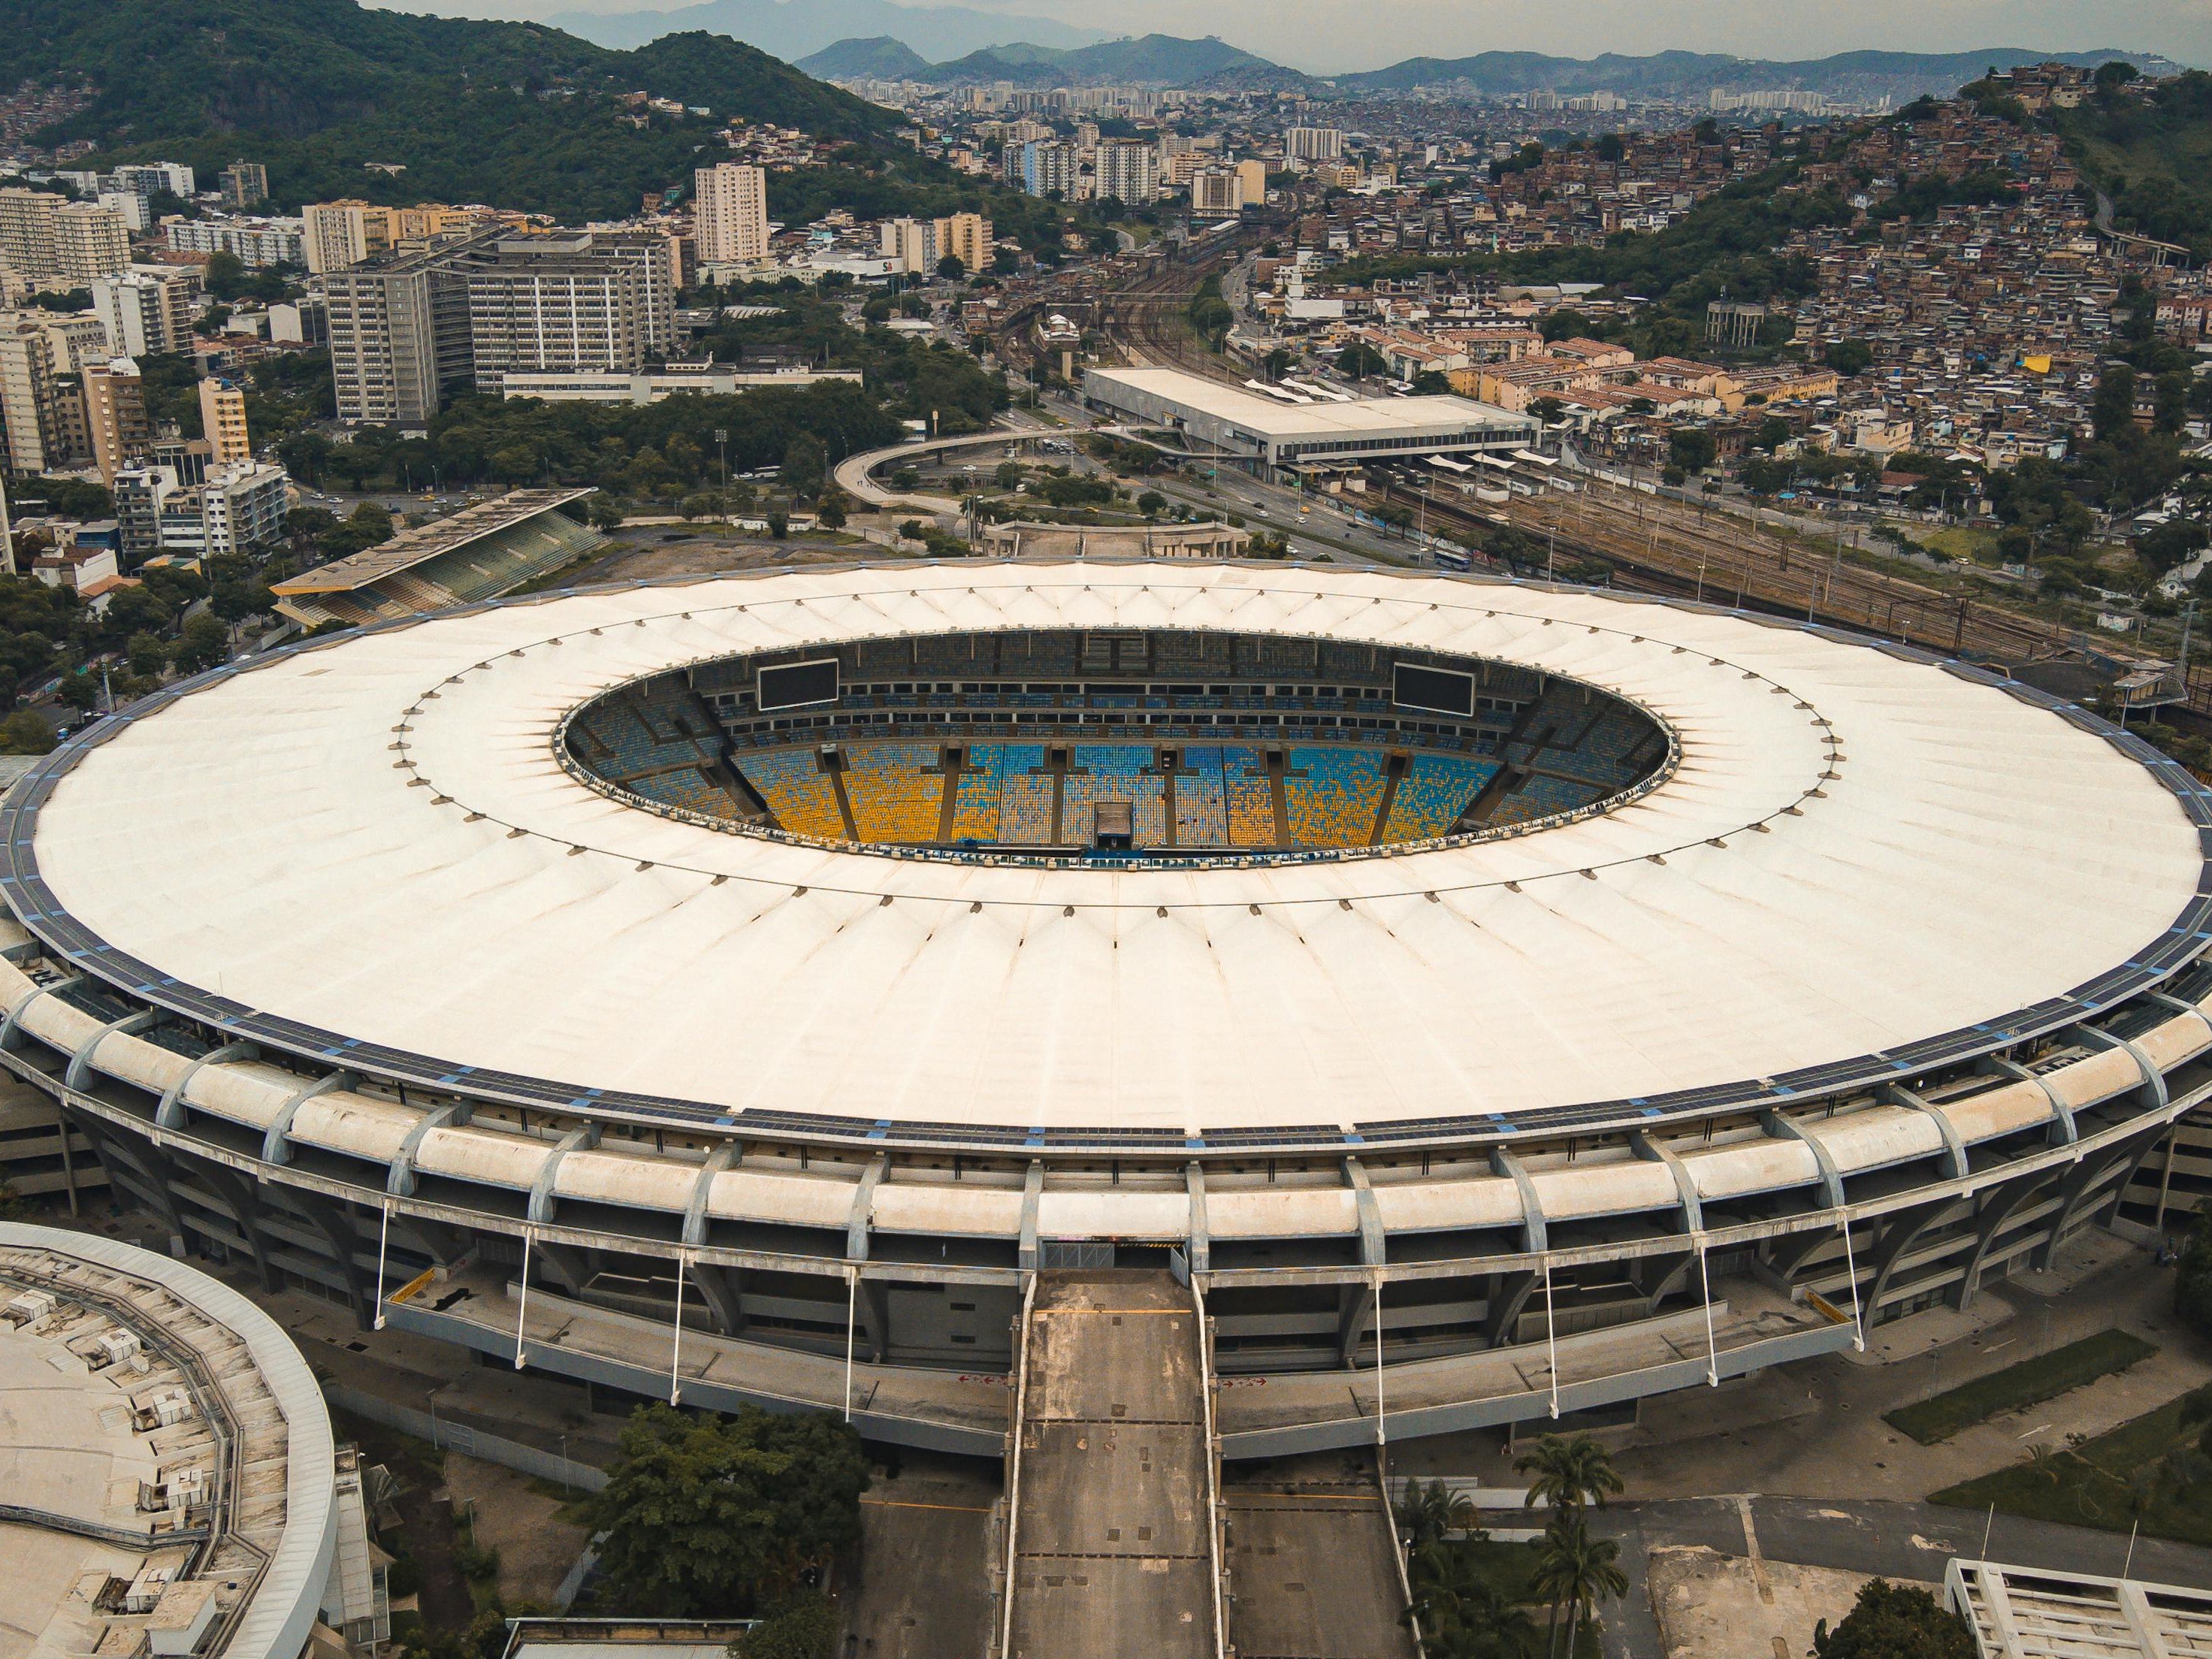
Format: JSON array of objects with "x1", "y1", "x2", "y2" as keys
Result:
[
  {"x1": 219, "y1": 162, "x2": 269, "y2": 210},
  {"x1": 83, "y1": 357, "x2": 150, "y2": 485},
  {"x1": 303, "y1": 200, "x2": 479, "y2": 274},
  {"x1": 464, "y1": 232, "x2": 674, "y2": 394},
  {"x1": 198, "y1": 378, "x2": 250, "y2": 466},
  {"x1": 1284, "y1": 127, "x2": 1346, "y2": 163},
  {"x1": 1017, "y1": 141, "x2": 1081, "y2": 199},
  {"x1": 1234, "y1": 159, "x2": 1268, "y2": 209},
  {"x1": 0, "y1": 190, "x2": 131, "y2": 285},
  {"x1": 693, "y1": 164, "x2": 769, "y2": 266},
  {"x1": 325, "y1": 231, "x2": 492, "y2": 426},
  {"x1": 0, "y1": 315, "x2": 63, "y2": 474},
  {"x1": 881, "y1": 217, "x2": 937, "y2": 275},
  {"x1": 328, "y1": 228, "x2": 675, "y2": 422},
  {"x1": 92, "y1": 272, "x2": 195, "y2": 358},
  {"x1": 1190, "y1": 168, "x2": 1243, "y2": 219},
  {"x1": 163, "y1": 214, "x2": 306, "y2": 269},
  {"x1": 935, "y1": 212, "x2": 992, "y2": 274},
  {"x1": 1095, "y1": 143, "x2": 1159, "y2": 207}
]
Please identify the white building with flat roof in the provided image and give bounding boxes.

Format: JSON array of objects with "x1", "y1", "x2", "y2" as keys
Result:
[{"x1": 1083, "y1": 365, "x2": 1537, "y2": 470}]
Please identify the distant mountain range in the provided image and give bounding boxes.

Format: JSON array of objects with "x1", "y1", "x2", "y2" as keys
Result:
[
  {"x1": 547, "y1": 0, "x2": 1104, "y2": 62},
  {"x1": 791, "y1": 35, "x2": 2181, "y2": 98}
]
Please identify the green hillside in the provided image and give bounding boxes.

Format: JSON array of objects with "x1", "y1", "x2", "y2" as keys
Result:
[
  {"x1": 2055, "y1": 70, "x2": 2212, "y2": 261},
  {"x1": 0, "y1": 0, "x2": 898, "y2": 222}
]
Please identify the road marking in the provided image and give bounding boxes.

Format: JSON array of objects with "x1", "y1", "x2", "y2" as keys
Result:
[{"x1": 1736, "y1": 1496, "x2": 1774, "y2": 1606}]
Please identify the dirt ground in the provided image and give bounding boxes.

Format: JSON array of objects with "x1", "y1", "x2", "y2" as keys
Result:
[
  {"x1": 443, "y1": 1453, "x2": 595, "y2": 1610},
  {"x1": 1647, "y1": 1546, "x2": 1872, "y2": 1659},
  {"x1": 560, "y1": 524, "x2": 914, "y2": 586}
]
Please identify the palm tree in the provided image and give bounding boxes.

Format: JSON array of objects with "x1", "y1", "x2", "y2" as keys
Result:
[
  {"x1": 1513, "y1": 1433, "x2": 1624, "y2": 1522},
  {"x1": 1529, "y1": 1512, "x2": 1629, "y2": 1659},
  {"x1": 1398, "y1": 1476, "x2": 1482, "y2": 1553},
  {"x1": 1405, "y1": 1545, "x2": 1538, "y2": 1659}
]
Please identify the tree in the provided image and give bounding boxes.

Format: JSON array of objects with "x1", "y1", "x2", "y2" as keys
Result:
[
  {"x1": 172, "y1": 612, "x2": 231, "y2": 674},
  {"x1": 1398, "y1": 1477, "x2": 1482, "y2": 1554},
  {"x1": 733, "y1": 1594, "x2": 842, "y2": 1659},
  {"x1": 995, "y1": 461, "x2": 1025, "y2": 491},
  {"x1": 0, "y1": 710, "x2": 54, "y2": 755},
  {"x1": 814, "y1": 491, "x2": 848, "y2": 530},
  {"x1": 1337, "y1": 342, "x2": 1389, "y2": 379},
  {"x1": 590, "y1": 1404, "x2": 868, "y2": 1617},
  {"x1": 1529, "y1": 397, "x2": 1566, "y2": 426},
  {"x1": 1514, "y1": 1433, "x2": 1624, "y2": 1518},
  {"x1": 2177, "y1": 1207, "x2": 2212, "y2": 1339},
  {"x1": 781, "y1": 433, "x2": 827, "y2": 497},
  {"x1": 1668, "y1": 429, "x2": 1718, "y2": 474},
  {"x1": 1529, "y1": 1512, "x2": 1627, "y2": 1659},
  {"x1": 203, "y1": 250, "x2": 249, "y2": 302},
  {"x1": 1811, "y1": 1579, "x2": 1975, "y2": 1659},
  {"x1": 1407, "y1": 1547, "x2": 1537, "y2": 1659},
  {"x1": 1137, "y1": 490, "x2": 1167, "y2": 516},
  {"x1": 2092, "y1": 364, "x2": 2138, "y2": 443},
  {"x1": 1825, "y1": 339, "x2": 1874, "y2": 376},
  {"x1": 935, "y1": 254, "x2": 965, "y2": 282}
]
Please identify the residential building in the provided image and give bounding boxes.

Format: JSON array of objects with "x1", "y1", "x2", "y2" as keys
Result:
[
  {"x1": 1234, "y1": 159, "x2": 1268, "y2": 209},
  {"x1": 328, "y1": 228, "x2": 675, "y2": 421},
  {"x1": 303, "y1": 199, "x2": 478, "y2": 274},
  {"x1": 1284, "y1": 126, "x2": 1346, "y2": 163},
  {"x1": 1017, "y1": 141, "x2": 1081, "y2": 199},
  {"x1": 464, "y1": 232, "x2": 675, "y2": 394},
  {"x1": 92, "y1": 271, "x2": 195, "y2": 357},
  {"x1": 1191, "y1": 168, "x2": 1243, "y2": 219},
  {"x1": 163, "y1": 214, "x2": 306, "y2": 268},
  {"x1": 0, "y1": 313, "x2": 63, "y2": 473},
  {"x1": 198, "y1": 377, "x2": 250, "y2": 465},
  {"x1": 114, "y1": 458, "x2": 289, "y2": 561},
  {"x1": 270, "y1": 295, "x2": 328, "y2": 346},
  {"x1": 54, "y1": 201, "x2": 131, "y2": 283},
  {"x1": 937, "y1": 212, "x2": 991, "y2": 274},
  {"x1": 881, "y1": 216, "x2": 938, "y2": 274},
  {"x1": 1095, "y1": 142, "x2": 1159, "y2": 207},
  {"x1": 83, "y1": 356, "x2": 150, "y2": 485},
  {"x1": 325, "y1": 229, "x2": 496, "y2": 425},
  {"x1": 34, "y1": 311, "x2": 108, "y2": 373},
  {"x1": 219, "y1": 160, "x2": 268, "y2": 210},
  {"x1": 0, "y1": 190, "x2": 131, "y2": 284},
  {"x1": 693, "y1": 163, "x2": 769, "y2": 265}
]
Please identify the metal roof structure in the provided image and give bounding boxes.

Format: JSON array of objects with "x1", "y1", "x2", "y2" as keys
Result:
[
  {"x1": 270, "y1": 488, "x2": 594, "y2": 594},
  {"x1": 1947, "y1": 1559, "x2": 2212, "y2": 1658},
  {"x1": 0, "y1": 1222, "x2": 337, "y2": 1659},
  {"x1": 10, "y1": 560, "x2": 2208, "y2": 1147}
]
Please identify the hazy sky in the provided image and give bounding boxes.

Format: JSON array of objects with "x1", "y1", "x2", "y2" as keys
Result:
[{"x1": 399, "y1": 0, "x2": 2212, "y2": 71}]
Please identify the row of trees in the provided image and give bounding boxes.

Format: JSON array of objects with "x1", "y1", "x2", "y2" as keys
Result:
[{"x1": 1398, "y1": 1432, "x2": 1626, "y2": 1659}]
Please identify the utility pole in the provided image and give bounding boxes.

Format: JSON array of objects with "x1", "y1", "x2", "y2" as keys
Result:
[
  {"x1": 715, "y1": 428, "x2": 729, "y2": 522},
  {"x1": 0, "y1": 464, "x2": 14, "y2": 578}
]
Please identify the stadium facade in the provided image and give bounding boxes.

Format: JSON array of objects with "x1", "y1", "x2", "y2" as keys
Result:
[{"x1": 3, "y1": 561, "x2": 2209, "y2": 1456}]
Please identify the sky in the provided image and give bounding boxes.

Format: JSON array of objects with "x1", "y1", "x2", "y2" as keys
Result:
[{"x1": 395, "y1": 0, "x2": 2212, "y2": 71}]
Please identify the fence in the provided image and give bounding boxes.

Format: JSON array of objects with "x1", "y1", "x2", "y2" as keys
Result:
[{"x1": 322, "y1": 1382, "x2": 609, "y2": 1493}]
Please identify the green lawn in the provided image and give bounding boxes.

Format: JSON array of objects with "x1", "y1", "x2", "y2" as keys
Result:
[
  {"x1": 1929, "y1": 1384, "x2": 2212, "y2": 1547},
  {"x1": 1914, "y1": 525, "x2": 2004, "y2": 565},
  {"x1": 1884, "y1": 1329, "x2": 2157, "y2": 1446}
]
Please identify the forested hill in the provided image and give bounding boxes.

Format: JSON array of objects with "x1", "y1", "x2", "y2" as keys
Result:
[
  {"x1": 0, "y1": 0, "x2": 899, "y2": 222},
  {"x1": 2052, "y1": 70, "x2": 2212, "y2": 263}
]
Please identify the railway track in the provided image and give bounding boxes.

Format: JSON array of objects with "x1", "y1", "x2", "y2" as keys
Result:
[{"x1": 1386, "y1": 473, "x2": 2167, "y2": 672}]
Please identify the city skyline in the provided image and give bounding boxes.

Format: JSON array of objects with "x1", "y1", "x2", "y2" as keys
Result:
[{"x1": 376, "y1": 0, "x2": 2212, "y2": 74}]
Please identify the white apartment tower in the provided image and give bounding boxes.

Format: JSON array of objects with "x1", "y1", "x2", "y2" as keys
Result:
[
  {"x1": 1095, "y1": 143, "x2": 1159, "y2": 207},
  {"x1": 694, "y1": 164, "x2": 769, "y2": 265},
  {"x1": 1284, "y1": 126, "x2": 1346, "y2": 163}
]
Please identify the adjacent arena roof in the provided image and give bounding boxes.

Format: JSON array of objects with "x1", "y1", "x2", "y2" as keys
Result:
[{"x1": 11, "y1": 561, "x2": 2207, "y2": 1144}]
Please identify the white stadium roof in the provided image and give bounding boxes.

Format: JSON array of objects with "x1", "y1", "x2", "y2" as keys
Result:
[{"x1": 16, "y1": 561, "x2": 2204, "y2": 1141}]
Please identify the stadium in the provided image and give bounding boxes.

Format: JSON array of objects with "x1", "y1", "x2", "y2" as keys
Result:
[{"x1": 2, "y1": 558, "x2": 2209, "y2": 1458}]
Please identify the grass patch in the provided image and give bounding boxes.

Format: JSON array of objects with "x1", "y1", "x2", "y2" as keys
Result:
[
  {"x1": 1884, "y1": 1329, "x2": 2156, "y2": 1446},
  {"x1": 1914, "y1": 525, "x2": 2003, "y2": 565},
  {"x1": 1929, "y1": 1384, "x2": 2212, "y2": 1546},
  {"x1": 1418, "y1": 1540, "x2": 1603, "y2": 1656}
]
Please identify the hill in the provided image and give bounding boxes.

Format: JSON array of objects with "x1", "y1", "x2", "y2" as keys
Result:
[
  {"x1": 797, "y1": 36, "x2": 935, "y2": 82},
  {"x1": 1331, "y1": 46, "x2": 2180, "y2": 100},
  {"x1": 0, "y1": 0, "x2": 899, "y2": 222},
  {"x1": 548, "y1": 0, "x2": 1102, "y2": 61},
  {"x1": 2053, "y1": 69, "x2": 2212, "y2": 261},
  {"x1": 843, "y1": 32, "x2": 1307, "y2": 89}
]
